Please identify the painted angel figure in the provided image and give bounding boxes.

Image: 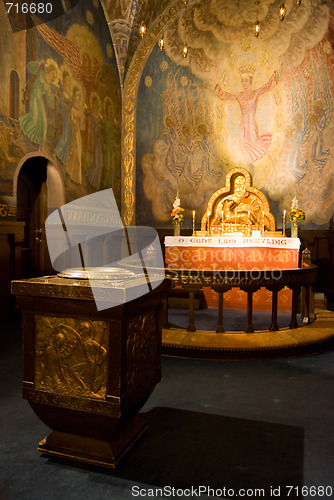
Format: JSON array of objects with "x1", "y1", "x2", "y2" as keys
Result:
[
  {"x1": 19, "y1": 59, "x2": 59, "y2": 146},
  {"x1": 309, "y1": 60, "x2": 333, "y2": 173},
  {"x1": 286, "y1": 74, "x2": 311, "y2": 181}
]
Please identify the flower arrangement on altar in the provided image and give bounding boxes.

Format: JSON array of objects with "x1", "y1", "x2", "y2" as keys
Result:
[
  {"x1": 171, "y1": 193, "x2": 184, "y2": 225},
  {"x1": 289, "y1": 197, "x2": 305, "y2": 224}
]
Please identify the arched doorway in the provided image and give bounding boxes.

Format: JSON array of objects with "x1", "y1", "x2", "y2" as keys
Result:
[{"x1": 16, "y1": 156, "x2": 65, "y2": 277}]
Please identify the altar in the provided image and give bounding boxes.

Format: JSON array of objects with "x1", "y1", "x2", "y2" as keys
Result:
[
  {"x1": 165, "y1": 168, "x2": 300, "y2": 312},
  {"x1": 165, "y1": 235, "x2": 299, "y2": 311}
]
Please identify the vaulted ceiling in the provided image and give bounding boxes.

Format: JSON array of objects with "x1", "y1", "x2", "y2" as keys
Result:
[{"x1": 100, "y1": 0, "x2": 172, "y2": 83}]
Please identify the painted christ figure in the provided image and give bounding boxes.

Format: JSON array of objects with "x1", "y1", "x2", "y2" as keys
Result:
[{"x1": 209, "y1": 69, "x2": 279, "y2": 164}]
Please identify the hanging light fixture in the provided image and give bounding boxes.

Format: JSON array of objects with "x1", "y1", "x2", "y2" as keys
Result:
[
  {"x1": 253, "y1": 20, "x2": 261, "y2": 37},
  {"x1": 279, "y1": 3, "x2": 286, "y2": 21},
  {"x1": 253, "y1": 1, "x2": 261, "y2": 37},
  {"x1": 139, "y1": 0, "x2": 146, "y2": 37},
  {"x1": 158, "y1": 33, "x2": 165, "y2": 51},
  {"x1": 296, "y1": 0, "x2": 302, "y2": 5},
  {"x1": 139, "y1": 20, "x2": 146, "y2": 37},
  {"x1": 182, "y1": 3, "x2": 188, "y2": 59},
  {"x1": 158, "y1": 12, "x2": 164, "y2": 51}
]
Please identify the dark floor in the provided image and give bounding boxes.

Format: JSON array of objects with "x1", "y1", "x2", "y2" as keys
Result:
[{"x1": 1, "y1": 311, "x2": 334, "y2": 500}]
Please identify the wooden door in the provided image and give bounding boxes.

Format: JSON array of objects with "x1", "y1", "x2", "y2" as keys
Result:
[{"x1": 16, "y1": 157, "x2": 51, "y2": 277}]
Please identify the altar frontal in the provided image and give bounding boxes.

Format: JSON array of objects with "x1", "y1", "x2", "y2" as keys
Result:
[{"x1": 165, "y1": 236, "x2": 300, "y2": 271}]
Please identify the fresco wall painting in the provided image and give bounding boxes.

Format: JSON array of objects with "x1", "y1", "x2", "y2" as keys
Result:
[
  {"x1": 134, "y1": 0, "x2": 334, "y2": 230},
  {"x1": 0, "y1": 0, "x2": 121, "y2": 217}
]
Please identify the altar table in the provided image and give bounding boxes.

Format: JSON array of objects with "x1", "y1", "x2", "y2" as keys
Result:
[{"x1": 165, "y1": 236, "x2": 301, "y2": 312}]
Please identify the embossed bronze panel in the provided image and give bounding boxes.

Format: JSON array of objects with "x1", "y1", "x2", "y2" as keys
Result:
[{"x1": 34, "y1": 316, "x2": 108, "y2": 399}]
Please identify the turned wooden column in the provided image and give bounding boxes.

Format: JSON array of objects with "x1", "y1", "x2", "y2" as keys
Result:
[
  {"x1": 289, "y1": 286, "x2": 300, "y2": 329},
  {"x1": 211, "y1": 284, "x2": 231, "y2": 333},
  {"x1": 241, "y1": 286, "x2": 260, "y2": 333}
]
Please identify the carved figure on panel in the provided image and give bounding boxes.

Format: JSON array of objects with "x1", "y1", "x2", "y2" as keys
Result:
[
  {"x1": 201, "y1": 167, "x2": 275, "y2": 236},
  {"x1": 126, "y1": 311, "x2": 158, "y2": 394},
  {"x1": 35, "y1": 316, "x2": 108, "y2": 399}
]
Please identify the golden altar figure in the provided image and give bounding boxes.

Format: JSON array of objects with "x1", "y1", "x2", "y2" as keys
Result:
[{"x1": 200, "y1": 168, "x2": 276, "y2": 236}]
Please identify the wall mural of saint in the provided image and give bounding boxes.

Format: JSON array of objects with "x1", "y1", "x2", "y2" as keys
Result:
[
  {"x1": 19, "y1": 59, "x2": 59, "y2": 147},
  {"x1": 14, "y1": 7, "x2": 121, "y2": 203}
]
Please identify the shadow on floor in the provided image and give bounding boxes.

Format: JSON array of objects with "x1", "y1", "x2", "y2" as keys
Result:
[{"x1": 45, "y1": 407, "x2": 303, "y2": 498}]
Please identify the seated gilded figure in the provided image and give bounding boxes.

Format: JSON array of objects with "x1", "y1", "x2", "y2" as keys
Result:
[{"x1": 200, "y1": 168, "x2": 276, "y2": 236}]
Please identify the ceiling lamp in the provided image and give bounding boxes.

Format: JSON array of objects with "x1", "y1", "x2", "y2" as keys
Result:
[
  {"x1": 253, "y1": 1, "x2": 261, "y2": 37},
  {"x1": 253, "y1": 20, "x2": 261, "y2": 37},
  {"x1": 158, "y1": 13, "x2": 164, "y2": 51},
  {"x1": 139, "y1": 20, "x2": 146, "y2": 37},
  {"x1": 158, "y1": 34, "x2": 165, "y2": 51},
  {"x1": 296, "y1": 0, "x2": 301, "y2": 4},
  {"x1": 279, "y1": 3, "x2": 286, "y2": 21}
]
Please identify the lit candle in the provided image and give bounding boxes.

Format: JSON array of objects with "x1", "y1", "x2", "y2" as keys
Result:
[
  {"x1": 207, "y1": 211, "x2": 210, "y2": 235},
  {"x1": 192, "y1": 210, "x2": 196, "y2": 235},
  {"x1": 282, "y1": 209, "x2": 286, "y2": 237}
]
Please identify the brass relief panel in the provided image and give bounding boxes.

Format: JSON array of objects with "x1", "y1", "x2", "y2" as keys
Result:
[
  {"x1": 34, "y1": 316, "x2": 108, "y2": 400},
  {"x1": 126, "y1": 310, "x2": 159, "y2": 393}
]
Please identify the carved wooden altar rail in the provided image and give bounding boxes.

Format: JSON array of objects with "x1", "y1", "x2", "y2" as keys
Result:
[{"x1": 163, "y1": 265, "x2": 317, "y2": 334}]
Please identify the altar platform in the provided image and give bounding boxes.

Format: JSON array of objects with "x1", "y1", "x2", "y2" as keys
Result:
[
  {"x1": 162, "y1": 308, "x2": 334, "y2": 360},
  {"x1": 165, "y1": 235, "x2": 300, "y2": 312}
]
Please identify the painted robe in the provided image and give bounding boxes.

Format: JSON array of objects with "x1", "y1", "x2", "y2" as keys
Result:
[{"x1": 215, "y1": 72, "x2": 278, "y2": 164}]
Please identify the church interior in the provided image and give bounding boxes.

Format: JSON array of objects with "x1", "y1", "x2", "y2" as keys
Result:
[{"x1": 1, "y1": 0, "x2": 334, "y2": 497}]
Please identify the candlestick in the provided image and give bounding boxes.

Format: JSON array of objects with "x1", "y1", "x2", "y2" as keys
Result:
[
  {"x1": 234, "y1": 210, "x2": 237, "y2": 232},
  {"x1": 221, "y1": 210, "x2": 224, "y2": 236},
  {"x1": 192, "y1": 210, "x2": 196, "y2": 236},
  {"x1": 207, "y1": 211, "x2": 210, "y2": 236},
  {"x1": 282, "y1": 209, "x2": 286, "y2": 237},
  {"x1": 262, "y1": 210, "x2": 265, "y2": 236},
  {"x1": 248, "y1": 210, "x2": 251, "y2": 236}
]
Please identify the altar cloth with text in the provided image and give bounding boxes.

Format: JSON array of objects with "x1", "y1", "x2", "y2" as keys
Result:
[{"x1": 165, "y1": 236, "x2": 300, "y2": 312}]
